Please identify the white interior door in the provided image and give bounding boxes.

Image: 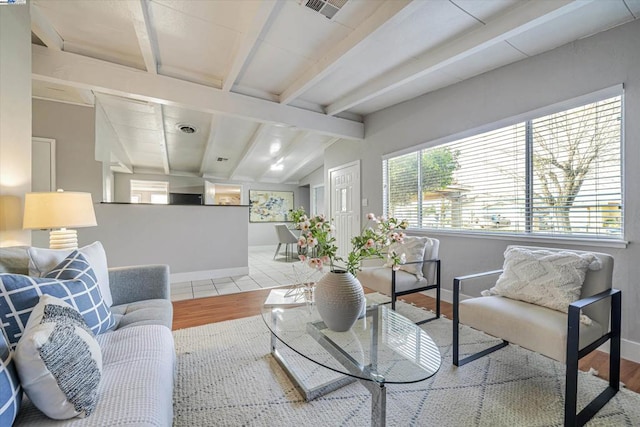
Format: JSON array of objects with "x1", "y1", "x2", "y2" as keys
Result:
[{"x1": 328, "y1": 161, "x2": 360, "y2": 261}]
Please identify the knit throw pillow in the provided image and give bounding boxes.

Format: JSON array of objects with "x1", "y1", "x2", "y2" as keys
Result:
[
  {"x1": 14, "y1": 294, "x2": 102, "y2": 419},
  {"x1": 384, "y1": 236, "x2": 433, "y2": 279},
  {"x1": 483, "y1": 247, "x2": 601, "y2": 319}
]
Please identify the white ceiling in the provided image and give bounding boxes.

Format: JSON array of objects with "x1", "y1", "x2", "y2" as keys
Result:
[{"x1": 30, "y1": 0, "x2": 640, "y2": 184}]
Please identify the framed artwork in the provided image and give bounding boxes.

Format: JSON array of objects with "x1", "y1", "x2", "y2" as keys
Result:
[{"x1": 249, "y1": 190, "x2": 294, "y2": 222}]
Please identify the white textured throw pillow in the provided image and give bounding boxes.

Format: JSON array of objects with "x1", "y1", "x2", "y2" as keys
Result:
[
  {"x1": 384, "y1": 236, "x2": 433, "y2": 279},
  {"x1": 27, "y1": 241, "x2": 113, "y2": 307},
  {"x1": 14, "y1": 294, "x2": 102, "y2": 420},
  {"x1": 483, "y1": 247, "x2": 600, "y2": 318}
]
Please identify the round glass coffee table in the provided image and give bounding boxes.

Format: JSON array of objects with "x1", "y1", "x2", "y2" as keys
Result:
[{"x1": 262, "y1": 293, "x2": 441, "y2": 427}]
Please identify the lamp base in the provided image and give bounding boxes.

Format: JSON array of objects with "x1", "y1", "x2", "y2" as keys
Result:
[{"x1": 49, "y1": 229, "x2": 78, "y2": 250}]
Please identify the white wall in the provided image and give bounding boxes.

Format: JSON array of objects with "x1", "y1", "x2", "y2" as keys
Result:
[
  {"x1": 327, "y1": 19, "x2": 640, "y2": 361},
  {"x1": 0, "y1": 3, "x2": 31, "y2": 247}
]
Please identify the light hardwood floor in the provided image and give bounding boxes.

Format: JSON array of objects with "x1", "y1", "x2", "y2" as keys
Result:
[{"x1": 172, "y1": 288, "x2": 640, "y2": 394}]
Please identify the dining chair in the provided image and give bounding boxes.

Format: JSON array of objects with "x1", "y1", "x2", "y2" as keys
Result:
[{"x1": 273, "y1": 224, "x2": 299, "y2": 261}]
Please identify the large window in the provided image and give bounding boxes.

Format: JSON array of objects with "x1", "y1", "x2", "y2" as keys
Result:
[{"x1": 383, "y1": 93, "x2": 623, "y2": 240}]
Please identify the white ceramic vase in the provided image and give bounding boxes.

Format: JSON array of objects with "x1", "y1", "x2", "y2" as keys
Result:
[{"x1": 315, "y1": 270, "x2": 365, "y2": 332}]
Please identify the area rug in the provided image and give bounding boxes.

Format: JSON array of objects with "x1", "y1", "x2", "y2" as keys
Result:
[{"x1": 172, "y1": 296, "x2": 640, "y2": 426}]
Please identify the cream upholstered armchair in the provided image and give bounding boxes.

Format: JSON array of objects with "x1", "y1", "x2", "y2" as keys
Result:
[
  {"x1": 453, "y1": 246, "x2": 621, "y2": 427},
  {"x1": 357, "y1": 236, "x2": 441, "y2": 324}
]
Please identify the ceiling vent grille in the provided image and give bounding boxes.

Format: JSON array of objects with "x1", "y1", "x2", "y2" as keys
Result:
[
  {"x1": 302, "y1": 0, "x2": 347, "y2": 20},
  {"x1": 177, "y1": 123, "x2": 197, "y2": 134}
]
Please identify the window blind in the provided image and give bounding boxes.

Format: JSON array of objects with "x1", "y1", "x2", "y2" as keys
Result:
[{"x1": 383, "y1": 95, "x2": 622, "y2": 239}]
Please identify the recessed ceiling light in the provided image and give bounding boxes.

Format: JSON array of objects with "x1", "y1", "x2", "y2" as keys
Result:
[
  {"x1": 270, "y1": 141, "x2": 281, "y2": 155},
  {"x1": 177, "y1": 123, "x2": 197, "y2": 134}
]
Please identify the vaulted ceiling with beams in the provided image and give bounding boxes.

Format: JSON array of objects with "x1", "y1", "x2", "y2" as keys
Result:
[{"x1": 31, "y1": 0, "x2": 639, "y2": 184}]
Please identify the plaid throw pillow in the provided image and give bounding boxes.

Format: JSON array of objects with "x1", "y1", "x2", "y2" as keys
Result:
[
  {"x1": 0, "y1": 329, "x2": 21, "y2": 425},
  {"x1": 0, "y1": 251, "x2": 115, "y2": 349}
]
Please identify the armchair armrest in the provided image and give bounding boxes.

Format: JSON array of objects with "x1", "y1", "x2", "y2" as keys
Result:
[
  {"x1": 108, "y1": 264, "x2": 170, "y2": 306},
  {"x1": 569, "y1": 288, "x2": 621, "y2": 310},
  {"x1": 453, "y1": 269, "x2": 503, "y2": 296},
  {"x1": 568, "y1": 288, "x2": 621, "y2": 364}
]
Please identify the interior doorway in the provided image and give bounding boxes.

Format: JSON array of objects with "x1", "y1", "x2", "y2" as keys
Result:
[
  {"x1": 311, "y1": 184, "x2": 324, "y2": 216},
  {"x1": 328, "y1": 161, "x2": 360, "y2": 260}
]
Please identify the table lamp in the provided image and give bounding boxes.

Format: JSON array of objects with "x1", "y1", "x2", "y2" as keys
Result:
[{"x1": 23, "y1": 190, "x2": 97, "y2": 249}]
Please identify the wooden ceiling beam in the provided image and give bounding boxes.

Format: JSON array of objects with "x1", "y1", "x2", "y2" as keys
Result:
[
  {"x1": 325, "y1": 0, "x2": 587, "y2": 116},
  {"x1": 30, "y1": 4, "x2": 63, "y2": 51},
  {"x1": 95, "y1": 97, "x2": 133, "y2": 174},
  {"x1": 199, "y1": 116, "x2": 220, "y2": 175},
  {"x1": 223, "y1": 1, "x2": 282, "y2": 92},
  {"x1": 153, "y1": 104, "x2": 170, "y2": 175},
  {"x1": 128, "y1": 0, "x2": 158, "y2": 74},
  {"x1": 228, "y1": 123, "x2": 271, "y2": 181},
  {"x1": 280, "y1": 137, "x2": 339, "y2": 183},
  {"x1": 32, "y1": 45, "x2": 363, "y2": 140},
  {"x1": 279, "y1": 0, "x2": 418, "y2": 105}
]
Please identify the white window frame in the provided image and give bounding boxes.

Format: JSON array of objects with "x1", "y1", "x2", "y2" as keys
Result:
[{"x1": 382, "y1": 85, "x2": 626, "y2": 248}]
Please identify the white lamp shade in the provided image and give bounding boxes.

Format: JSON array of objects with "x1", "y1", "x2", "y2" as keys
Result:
[{"x1": 23, "y1": 191, "x2": 97, "y2": 230}]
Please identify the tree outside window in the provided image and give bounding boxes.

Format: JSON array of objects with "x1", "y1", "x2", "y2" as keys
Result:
[{"x1": 384, "y1": 95, "x2": 622, "y2": 239}]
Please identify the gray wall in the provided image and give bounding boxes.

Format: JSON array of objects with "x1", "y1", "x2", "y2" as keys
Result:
[
  {"x1": 32, "y1": 99, "x2": 101, "y2": 200},
  {"x1": 79, "y1": 203, "x2": 248, "y2": 279},
  {"x1": 327, "y1": 19, "x2": 640, "y2": 360},
  {"x1": 0, "y1": 3, "x2": 31, "y2": 247}
]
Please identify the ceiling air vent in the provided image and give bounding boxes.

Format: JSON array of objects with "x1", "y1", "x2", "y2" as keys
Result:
[
  {"x1": 302, "y1": 0, "x2": 347, "y2": 20},
  {"x1": 177, "y1": 123, "x2": 197, "y2": 134}
]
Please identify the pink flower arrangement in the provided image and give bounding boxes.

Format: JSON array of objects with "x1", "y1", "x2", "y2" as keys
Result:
[{"x1": 297, "y1": 212, "x2": 408, "y2": 276}]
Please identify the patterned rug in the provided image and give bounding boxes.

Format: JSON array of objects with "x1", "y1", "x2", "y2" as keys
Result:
[{"x1": 172, "y1": 296, "x2": 640, "y2": 426}]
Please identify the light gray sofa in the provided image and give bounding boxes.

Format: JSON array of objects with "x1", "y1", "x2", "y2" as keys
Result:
[{"x1": 0, "y1": 247, "x2": 175, "y2": 426}]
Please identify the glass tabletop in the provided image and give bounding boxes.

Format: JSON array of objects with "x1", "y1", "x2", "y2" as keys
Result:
[{"x1": 261, "y1": 294, "x2": 441, "y2": 384}]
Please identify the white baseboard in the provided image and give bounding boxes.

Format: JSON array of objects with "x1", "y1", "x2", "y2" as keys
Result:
[
  {"x1": 170, "y1": 267, "x2": 250, "y2": 283},
  {"x1": 417, "y1": 289, "x2": 640, "y2": 364},
  {"x1": 597, "y1": 339, "x2": 640, "y2": 365},
  {"x1": 420, "y1": 288, "x2": 453, "y2": 303}
]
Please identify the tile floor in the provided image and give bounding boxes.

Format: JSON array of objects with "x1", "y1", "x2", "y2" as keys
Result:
[{"x1": 170, "y1": 245, "x2": 303, "y2": 301}]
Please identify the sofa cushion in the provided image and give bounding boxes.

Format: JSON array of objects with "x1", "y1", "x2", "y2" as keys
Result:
[
  {"x1": 459, "y1": 295, "x2": 604, "y2": 363},
  {"x1": 0, "y1": 329, "x2": 21, "y2": 426},
  {"x1": 482, "y1": 247, "x2": 600, "y2": 319},
  {"x1": 111, "y1": 299, "x2": 173, "y2": 330},
  {"x1": 15, "y1": 295, "x2": 102, "y2": 420},
  {"x1": 0, "y1": 253, "x2": 115, "y2": 348},
  {"x1": 13, "y1": 325, "x2": 175, "y2": 426},
  {"x1": 358, "y1": 266, "x2": 428, "y2": 296},
  {"x1": 0, "y1": 246, "x2": 29, "y2": 275},
  {"x1": 28, "y1": 241, "x2": 113, "y2": 307}
]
